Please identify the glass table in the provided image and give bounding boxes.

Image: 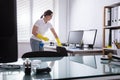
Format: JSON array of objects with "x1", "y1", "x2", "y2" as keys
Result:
[{"x1": 0, "y1": 55, "x2": 120, "y2": 80}]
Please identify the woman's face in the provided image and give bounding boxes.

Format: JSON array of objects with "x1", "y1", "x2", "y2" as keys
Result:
[{"x1": 45, "y1": 14, "x2": 53, "y2": 21}]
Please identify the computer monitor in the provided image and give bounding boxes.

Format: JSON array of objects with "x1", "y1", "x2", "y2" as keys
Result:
[
  {"x1": 0, "y1": 0, "x2": 18, "y2": 63},
  {"x1": 82, "y1": 29, "x2": 97, "y2": 48},
  {"x1": 68, "y1": 30, "x2": 83, "y2": 44}
]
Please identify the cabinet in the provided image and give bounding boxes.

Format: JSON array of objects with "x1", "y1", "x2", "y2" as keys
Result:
[{"x1": 103, "y1": 2, "x2": 120, "y2": 55}]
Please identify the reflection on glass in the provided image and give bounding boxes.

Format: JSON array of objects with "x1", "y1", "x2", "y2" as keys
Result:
[
  {"x1": 102, "y1": 62, "x2": 120, "y2": 73},
  {"x1": 69, "y1": 55, "x2": 97, "y2": 68},
  {"x1": 31, "y1": 61, "x2": 55, "y2": 80}
]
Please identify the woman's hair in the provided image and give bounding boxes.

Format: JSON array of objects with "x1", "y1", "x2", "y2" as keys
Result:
[{"x1": 40, "y1": 10, "x2": 53, "y2": 18}]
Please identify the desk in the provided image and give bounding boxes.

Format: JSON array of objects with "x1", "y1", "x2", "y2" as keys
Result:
[
  {"x1": 44, "y1": 45, "x2": 102, "y2": 56},
  {"x1": 0, "y1": 55, "x2": 120, "y2": 80}
]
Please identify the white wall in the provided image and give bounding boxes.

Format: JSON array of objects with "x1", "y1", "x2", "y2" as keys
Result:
[
  {"x1": 55, "y1": 0, "x2": 69, "y2": 43},
  {"x1": 69, "y1": 0, "x2": 120, "y2": 47}
]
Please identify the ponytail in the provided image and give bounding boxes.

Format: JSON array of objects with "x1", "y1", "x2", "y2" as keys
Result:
[
  {"x1": 40, "y1": 14, "x2": 43, "y2": 18},
  {"x1": 40, "y1": 10, "x2": 53, "y2": 19}
]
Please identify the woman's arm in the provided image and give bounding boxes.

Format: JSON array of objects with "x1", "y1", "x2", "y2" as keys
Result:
[
  {"x1": 32, "y1": 25, "x2": 38, "y2": 36},
  {"x1": 50, "y1": 28, "x2": 62, "y2": 46},
  {"x1": 32, "y1": 25, "x2": 49, "y2": 41},
  {"x1": 50, "y1": 28, "x2": 58, "y2": 39}
]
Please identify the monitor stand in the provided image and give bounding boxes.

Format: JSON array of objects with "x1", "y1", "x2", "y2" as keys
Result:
[
  {"x1": 68, "y1": 44, "x2": 77, "y2": 49},
  {"x1": 88, "y1": 45, "x2": 93, "y2": 49},
  {"x1": 74, "y1": 44, "x2": 84, "y2": 49},
  {"x1": 68, "y1": 44, "x2": 85, "y2": 49}
]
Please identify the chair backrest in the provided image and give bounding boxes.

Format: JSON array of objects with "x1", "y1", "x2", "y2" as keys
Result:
[
  {"x1": 22, "y1": 46, "x2": 68, "y2": 58},
  {"x1": 56, "y1": 46, "x2": 68, "y2": 56}
]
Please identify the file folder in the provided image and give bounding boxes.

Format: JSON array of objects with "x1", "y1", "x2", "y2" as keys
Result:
[
  {"x1": 118, "y1": 6, "x2": 120, "y2": 26},
  {"x1": 114, "y1": 6, "x2": 118, "y2": 26},
  {"x1": 105, "y1": 8, "x2": 111, "y2": 26},
  {"x1": 111, "y1": 7, "x2": 114, "y2": 26}
]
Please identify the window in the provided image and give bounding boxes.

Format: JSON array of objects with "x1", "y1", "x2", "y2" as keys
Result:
[
  {"x1": 17, "y1": 0, "x2": 31, "y2": 42},
  {"x1": 17, "y1": 0, "x2": 54, "y2": 42}
]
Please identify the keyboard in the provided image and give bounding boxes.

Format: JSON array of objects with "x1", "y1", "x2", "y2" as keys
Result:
[{"x1": 0, "y1": 64, "x2": 21, "y2": 69}]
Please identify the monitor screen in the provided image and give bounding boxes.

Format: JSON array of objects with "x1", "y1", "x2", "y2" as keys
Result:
[
  {"x1": 0, "y1": 0, "x2": 18, "y2": 63},
  {"x1": 82, "y1": 29, "x2": 97, "y2": 46},
  {"x1": 68, "y1": 31, "x2": 83, "y2": 44}
]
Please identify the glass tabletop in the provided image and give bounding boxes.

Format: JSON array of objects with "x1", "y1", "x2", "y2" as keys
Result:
[{"x1": 0, "y1": 55, "x2": 120, "y2": 80}]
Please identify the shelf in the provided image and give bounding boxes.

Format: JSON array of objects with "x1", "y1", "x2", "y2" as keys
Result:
[
  {"x1": 105, "y1": 2, "x2": 120, "y2": 8},
  {"x1": 104, "y1": 26, "x2": 120, "y2": 29},
  {"x1": 103, "y1": 48, "x2": 117, "y2": 50},
  {"x1": 103, "y1": 2, "x2": 120, "y2": 55}
]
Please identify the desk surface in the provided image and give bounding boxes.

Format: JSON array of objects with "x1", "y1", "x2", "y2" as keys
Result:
[
  {"x1": 44, "y1": 45, "x2": 102, "y2": 55},
  {"x1": 0, "y1": 55, "x2": 120, "y2": 80}
]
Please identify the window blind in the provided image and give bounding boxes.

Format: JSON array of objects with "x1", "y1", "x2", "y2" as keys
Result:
[{"x1": 17, "y1": 0, "x2": 31, "y2": 42}]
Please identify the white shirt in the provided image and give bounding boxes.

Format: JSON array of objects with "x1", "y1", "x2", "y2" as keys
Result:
[{"x1": 31, "y1": 19, "x2": 53, "y2": 41}]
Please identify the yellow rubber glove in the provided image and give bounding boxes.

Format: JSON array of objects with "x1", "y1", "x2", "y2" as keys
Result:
[
  {"x1": 36, "y1": 34, "x2": 49, "y2": 41},
  {"x1": 56, "y1": 38, "x2": 62, "y2": 46}
]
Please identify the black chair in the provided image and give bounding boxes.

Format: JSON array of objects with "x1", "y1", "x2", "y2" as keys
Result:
[
  {"x1": 22, "y1": 46, "x2": 68, "y2": 58},
  {"x1": 56, "y1": 46, "x2": 68, "y2": 56}
]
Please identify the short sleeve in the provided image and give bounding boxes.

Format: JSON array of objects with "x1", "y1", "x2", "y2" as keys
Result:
[
  {"x1": 34, "y1": 20, "x2": 40, "y2": 27},
  {"x1": 48, "y1": 22, "x2": 53, "y2": 29}
]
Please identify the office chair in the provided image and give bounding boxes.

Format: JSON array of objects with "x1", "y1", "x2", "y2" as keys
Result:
[
  {"x1": 22, "y1": 46, "x2": 68, "y2": 58},
  {"x1": 56, "y1": 46, "x2": 68, "y2": 56}
]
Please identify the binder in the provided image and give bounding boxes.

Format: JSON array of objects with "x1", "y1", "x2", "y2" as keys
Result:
[
  {"x1": 118, "y1": 6, "x2": 120, "y2": 26},
  {"x1": 114, "y1": 6, "x2": 118, "y2": 26},
  {"x1": 112, "y1": 30, "x2": 115, "y2": 49},
  {"x1": 111, "y1": 7, "x2": 114, "y2": 26},
  {"x1": 118, "y1": 30, "x2": 120, "y2": 42},
  {"x1": 108, "y1": 29, "x2": 112, "y2": 47},
  {"x1": 105, "y1": 8, "x2": 111, "y2": 26},
  {"x1": 105, "y1": 29, "x2": 109, "y2": 47}
]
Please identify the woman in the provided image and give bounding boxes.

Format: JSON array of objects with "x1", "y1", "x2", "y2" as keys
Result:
[{"x1": 30, "y1": 10, "x2": 62, "y2": 51}]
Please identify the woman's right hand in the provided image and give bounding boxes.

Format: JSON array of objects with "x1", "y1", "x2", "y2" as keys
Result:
[
  {"x1": 36, "y1": 34, "x2": 49, "y2": 41},
  {"x1": 43, "y1": 37, "x2": 49, "y2": 41}
]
